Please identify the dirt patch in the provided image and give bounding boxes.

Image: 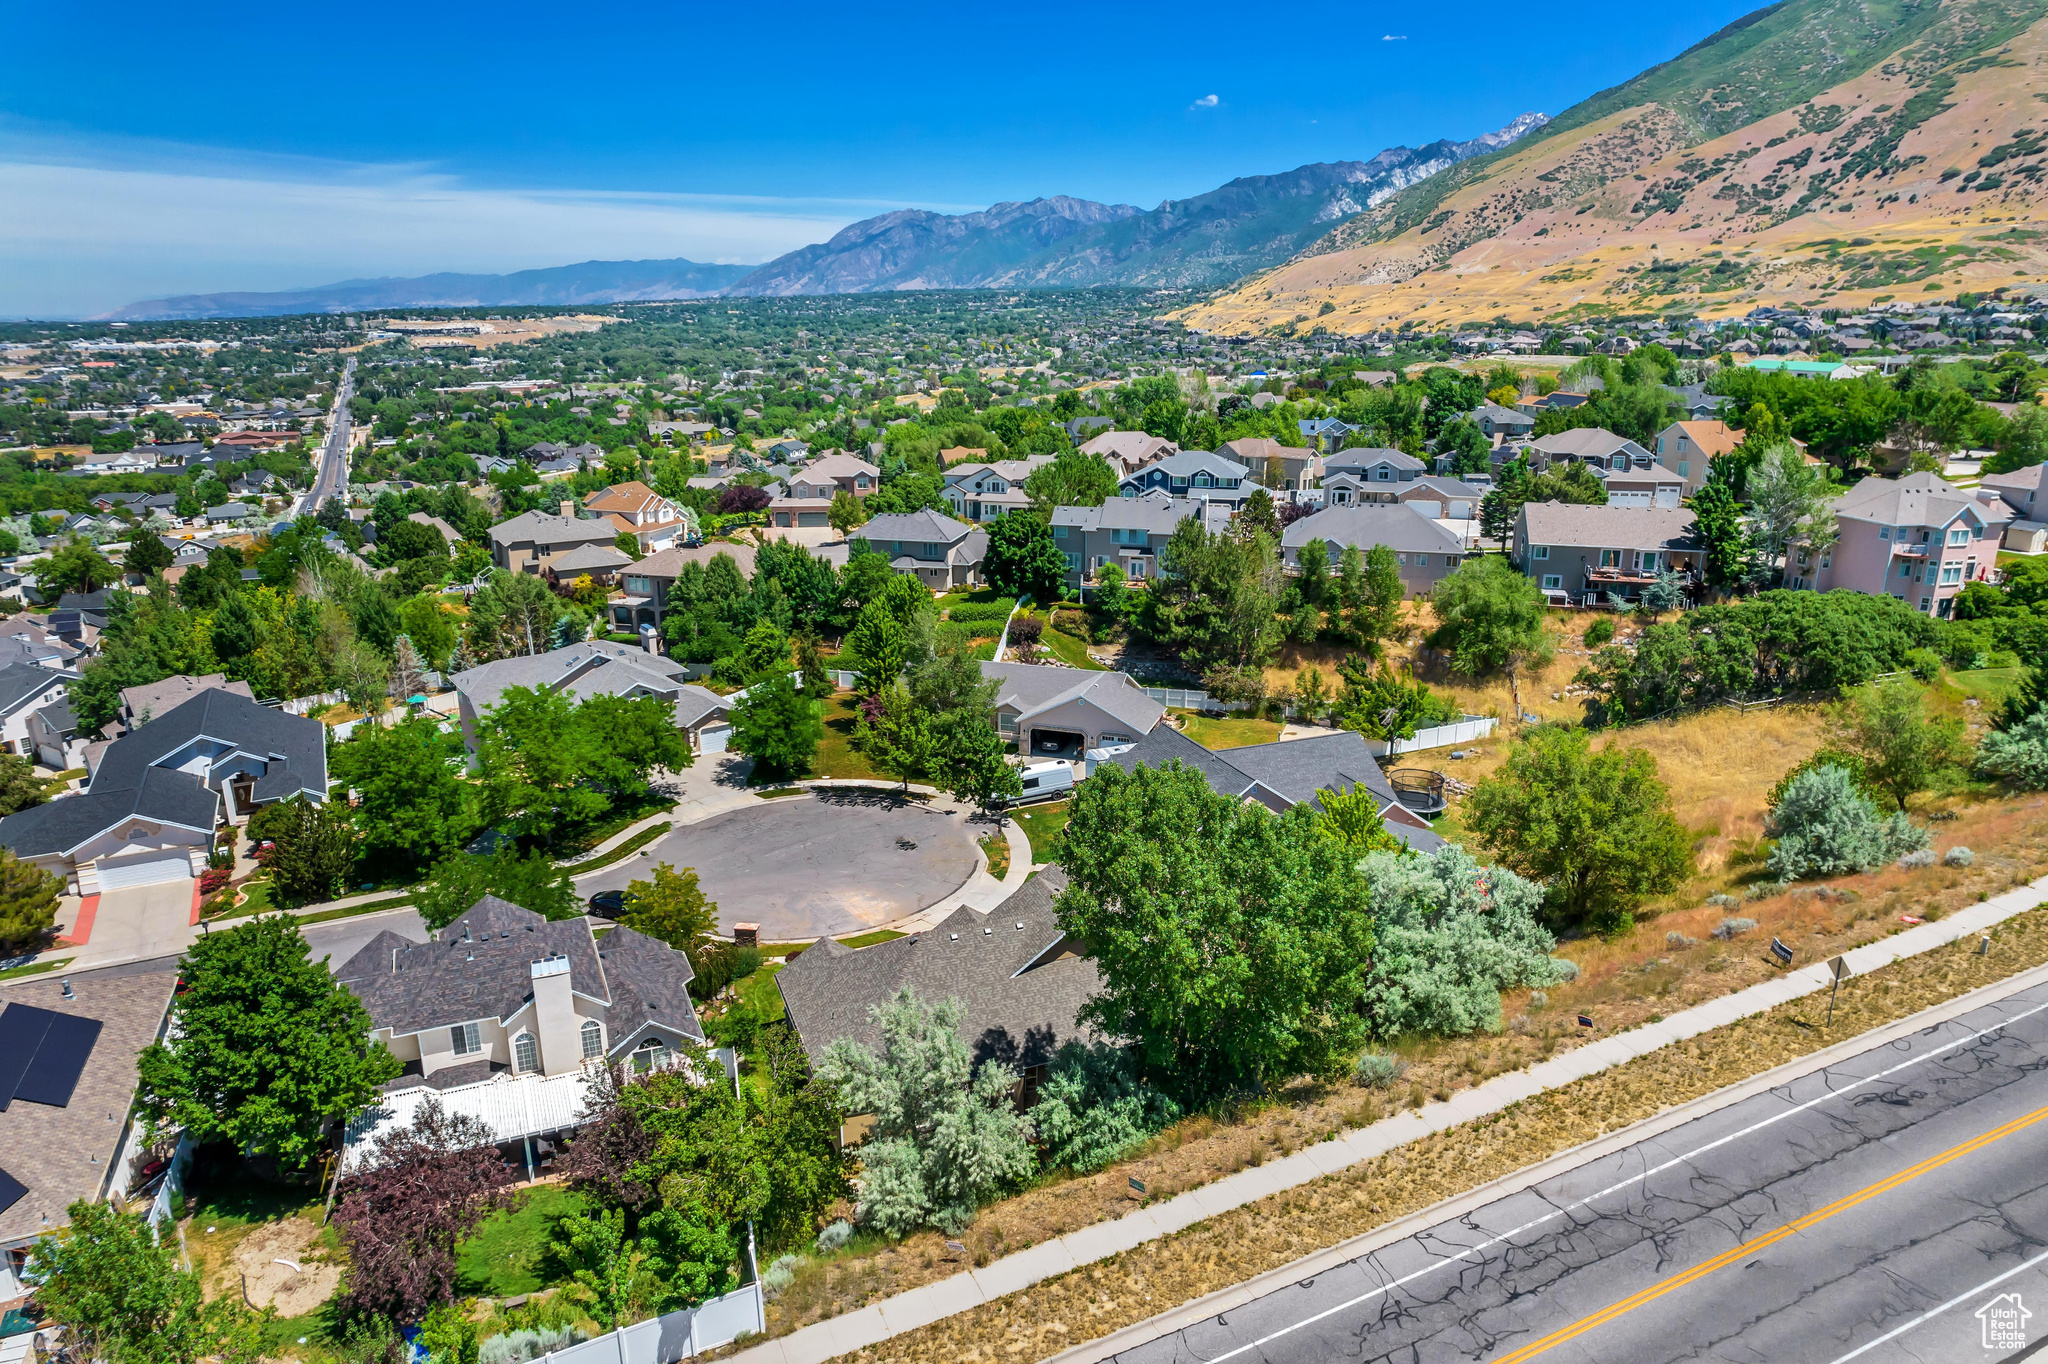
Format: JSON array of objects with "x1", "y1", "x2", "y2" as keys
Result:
[
  {"x1": 191, "y1": 1214, "x2": 339, "y2": 1316},
  {"x1": 821, "y1": 897, "x2": 2048, "y2": 1364},
  {"x1": 758, "y1": 794, "x2": 2048, "y2": 1340}
]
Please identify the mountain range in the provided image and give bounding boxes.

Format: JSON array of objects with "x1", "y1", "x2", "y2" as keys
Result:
[
  {"x1": 100, "y1": 114, "x2": 1548, "y2": 319},
  {"x1": 1184, "y1": 0, "x2": 2048, "y2": 332}
]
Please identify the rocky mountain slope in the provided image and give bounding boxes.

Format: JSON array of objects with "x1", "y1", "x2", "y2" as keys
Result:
[
  {"x1": 103, "y1": 257, "x2": 757, "y2": 320},
  {"x1": 1183, "y1": 0, "x2": 2048, "y2": 333},
  {"x1": 723, "y1": 115, "x2": 1548, "y2": 295}
]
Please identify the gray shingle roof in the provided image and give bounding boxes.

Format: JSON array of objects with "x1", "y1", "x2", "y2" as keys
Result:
[
  {"x1": 452, "y1": 639, "x2": 726, "y2": 731},
  {"x1": 775, "y1": 866, "x2": 1099, "y2": 1067},
  {"x1": 1124, "y1": 449, "x2": 1253, "y2": 482},
  {"x1": 0, "y1": 661, "x2": 73, "y2": 723},
  {"x1": 1324, "y1": 448, "x2": 1424, "y2": 474},
  {"x1": 1532, "y1": 428, "x2": 1644, "y2": 460},
  {"x1": 1831, "y1": 471, "x2": 1987, "y2": 528},
  {"x1": 980, "y1": 661, "x2": 1165, "y2": 736},
  {"x1": 119, "y1": 673, "x2": 252, "y2": 728},
  {"x1": 860, "y1": 508, "x2": 977, "y2": 545},
  {"x1": 1281, "y1": 504, "x2": 1466, "y2": 558},
  {"x1": 1519, "y1": 503, "x2": 1700, "y2": 552}
]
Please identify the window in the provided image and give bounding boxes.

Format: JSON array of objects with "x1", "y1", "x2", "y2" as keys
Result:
[
  {"x1": 1899, "y1": 562, "x2": 1913, "y2": 579},
  {"x1": 1948, "y1": 527, "x2": 1970, "y2": 546},
  {"x1": 1640, "y1": 552, "x2": 1659, "y2": 573},
  {"x1": 1879, "y1": 526, "x2": 1891, "y2": 541},
  {"x1": 1171, "y1": 476, "x2": 1189, "y2": 488},
  {"x1": 450, "y1": 1022, "x2": 481, "y2": 1056},
  {"x1": 1920, "y1": 596, "x2": 1933, "y2": 612},
  {"x1": 1376, "y1": 466, "x2": 1391, "y2": 480},
  {"x1": 625, "y1": 576, "x2": 651, "y2": 595},
  {"x1": 632, "y1": 1038, "x2": 670, "y2": 1074},
  {"x1": 1121, "y1": 486, "x2": 1137, "y2": 498},
  {"x1": 921, "y1": 542, "x2": 940, "y2": 558},
  {"x1": 514, "y1": 1032, "x2": 538, "y2": 1072},
  {"x1": 1415, "y1": 555, "x2": 1429, "y2": 567},
  {"x1": 1541, "y1": 574, "x2": 1563, "y2": 590},
  {"x1": 1064, "y1": 552, "x2": 1082, "y2": 571},
  {"x1": 1395, "y1": 553, "x2": 1407, "y2": 565},
  {"x1": 1940, "y1": 565, "x2": 1963, "y2": 584},
  {"x1": 1193, "y1": 473, "x2": 1212, "y2": 487},
  {"x1": 1053, "y1": 524, "x2": 1067, "y2": 538},
  {"x1": 1446, "y1": 556, "x2": 1460, "y2": 569},
  {"x1": 581, "y1": 1019, "x2": 603, "y2": 1061},
  {"x1": 1676, "y1": 461, "x2": 1690, "y2": 479},
  {"x1": 1599, "y1": 550, "x2": 1622, "y2": 568},
  {"x1": 1531, "y1": 545, "x2": 1550, "y2": 561},
  {"x1": 1820, "y1": 553, "x2": 1832, "y2": 569}
]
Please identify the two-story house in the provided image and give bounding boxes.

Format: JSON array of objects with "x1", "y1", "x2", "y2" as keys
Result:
[
  {"x1": 1297, "y1": 417, "x2": 1358, "y2": 451},
  {"x1": 1217, "y1": 438, "x2": 1320, "y2": 492},
  {"x1": 1080, "y1": 430, "x2": 1178, "y2": 476},
  {"x1": 1514, "y1": 503, "x2": 1702, "y2": 605},
  {"x1": 1468, "y1": 402, "x2": 1535, "y2": 442},
  {"x1": 1802, "y1": 472, "x2": 2004, "y2": 615},
  {"x1": 1391, "y1": 476, "x2": 1487, "y2": 522},
  {"x1": 1529, "y1": 427, "x2": 1654, "y2": 474},
  {"x1": 610, "y1": 542, "x2": 760, "y2": 637},
  {"x1": 1653, "y1": 420, "x2": 1741, "y2": 497},
  {"x1": 943, "y1": 456, "x2": 1054, "y2": 522},
  {"x1": 1119, "y1": 451, "x2": 1260, "y2": 508},
  {"x1": 858, "y1": 509, "x2": 987, "y2": 590},
  {"x1": 1979, "y1": 462, "x2": 2048, "y2": 552},
  {"x1": 583, "y1": 481, "x2": 690, "y2": 553},
  {"x1": 1049, "y1": 492, "x2": 1230, "y2": 586},
  {"x1": 1280, "y1": 504, "x2": 1467, "y2": 597},
  {"x1": 1320, "y1": 448, "x2": 1427, "y2": 505},
  {"x1": 490, "y1": 506, "x2": 626, "y2": 574},
  {"x1": 788, "y1": 453, "x2": 880, "y2": 500},
  {"x1": 1602, "y1": 465, "x2": 1688, "y2": 508}
]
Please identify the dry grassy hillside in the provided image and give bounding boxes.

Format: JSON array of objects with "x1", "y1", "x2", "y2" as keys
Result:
[{"x1": 1185, "y1": 0, "x2": 2048, "y2": 332}]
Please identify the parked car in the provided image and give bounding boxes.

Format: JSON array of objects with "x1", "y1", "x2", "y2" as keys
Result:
[
  {"x1": 1005, "y1": 759, "x2": 1075, "y2": 808},
  {"x1": 587, "y1": 889, "x2": 627, "y2": 919}
]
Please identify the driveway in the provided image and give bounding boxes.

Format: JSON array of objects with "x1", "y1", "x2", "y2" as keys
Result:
[
  {"x1": 576, "y1": 789, "x2": 983, "y2": 940},
  {"x1": 68, "y1": 879, "x2": 197, "y2": 970}
]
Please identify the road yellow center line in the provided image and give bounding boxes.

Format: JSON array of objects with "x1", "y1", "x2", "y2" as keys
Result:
[{"x1": 1488, "y1": 1101, "x2": 2048, "y2": 1364}]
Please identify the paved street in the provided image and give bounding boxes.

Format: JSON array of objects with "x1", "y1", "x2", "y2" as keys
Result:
[
  {"x1": 575, "y1": 790, "x2": 985, "y2": 939},
  {"x1": 301, "y1": 357, "x2": 354, "y2": 513},
  {"x1": 1113, "y1": 982, "x2": 2048, "y2": 1364}
]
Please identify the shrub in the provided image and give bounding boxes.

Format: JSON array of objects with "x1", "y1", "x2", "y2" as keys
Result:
[
  {"x1": 1904, "y1": 647, "x2": 1943, "y2": 681},
  {"x1": 1583, "y1": 617, "x2": 1616, "y2": 648},
  {"x1": 198, "y1": 868, "x2": 230, "y2": 895},
  {"x1": 479, "y1": 1327, "x2": 580, "y2": 1364},
  {"x1": 761, "y1": 1253, "x2": 805, "y2": 1300},
  {"x1": 1943, "y1": 846, "x2": 1974, "y2": 867},
  {"x1": 1666, "y1": 931, "x2": 1697, "y2": 947},
  {"x1": 1898, "y1": 849, "x2": 1937, "y2": 869},
  {"x1": 1978, "y1": 712, "x2": 2048, "y2": 790},
  {"x1": 814, "y1": 1220, "x2": 852, "y2": 1254},
  {"x1": 1527, "y1": 991, "x2": 1548, "y2": 1009},
  {"x1": 945, "y1": 598, "x2": 1017, "y2": 625},
  {"x1": 1008, "y1": 615, "x2": 1043, "y2": 649},
  {"x1": 1766, "y1": 764, "x2": 1928, "y2": 881},
  {"x1": 1354, "y1": 1053, "x2": 1404, "y2": 1088},
  {"x1": 1030, "y1": 1042, "x2": 1182, "y2": 1174},
  {"x1": 1706, "y1": 893, "x2": 1740, "y2": 910},
  {"x1": 1712, "y1": 917, "x2": 1757, "y2": 940}
]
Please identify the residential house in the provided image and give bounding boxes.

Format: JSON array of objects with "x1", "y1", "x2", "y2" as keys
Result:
[
  {"x1": 1516, "y1": 391, "x2": 1591, "y2": 416},
  {"x1": 1529, "y1": 427, "x2": 1654, "y2": 474},
  {"x1": 1320, "y1": 448, "x2": 1427, "y2": 505},
  {"x1": 25, "y1": 695, "x2": 87, "y2": 770},
  {"x1": 768, "y1": 439, "x2": 810, "y2": 463},
  {"x1": 202, "y1": 502, "x2": 253, "y2": 526},
  {"x1": 1802, "y1": 472, "x2": 2002, "y2": 615},
  {"x1": 1469, "y1": 401, "x2": 1535, "y2": 442},
  {"x1": 1049, "y1": 492, "x2": 1229, "y2": 586},
  {"x1": 1280, "y1": 504, "x2": 1467, "y2": 597},
  {"x1": 1391, "y1": 476, "x2": 1487, "y2": 521},
  {"x1": 1097, "y1": 726, "x2": 1444, "y2": 853},
  {"x1": 1653, "y1": 420, "x2": 1740, "y2": 497},
  {"x1": 118, "y1": 673, "x2": 254, "y2": 734},
  {"x1": 1217, "y1": 438, "x2": 1320, "y2": 492},
  {"x1": 1981, "y1": 463, "x2": 2048, "y2": 552},
  {"x1": 1298, "y1": 417, "x2": 1358, "y2": 451},
  {"x1": 859, "y1": 509, "x2": 988, "y2": 590},
  {"x1": 982, "y1": 660, "x2": 1164, "y2": 758},
  {"x1": 1602, "y1": 464, "x2": 1688, "y2": 508},
  {"x1": 452, "y1": 640, "x2": 735, "y2": 753},
  {"x1": 787, "y1": 454, "x2": 881, "y2": 501},
  {"x1": 543, "y1": 543, "x2": 635, "y2": 588},
  {"x1": 490, "y1": 508, "x2": 625, "y2": 575},
  {"x1": 0, "y1": 687, "x2": 326, "y2": 893},
  {"x1": 406, "y1": 511, "x2": 466, "y2": 547},
  {"x1": 1079, "y1": 430, "x2": 1177, "y2": 476},
  {"x1": 534, "y1": 456, "x2": 580, "y2": 481},
  {"x1": 336, "y1": 896, "x2": 705, "y2": 1090},
  {"x1": 776, "y1": 866, "x2": 1098, "y2": 1080},
  {"x1": 1514, "y1": 503, "x2": 1703, "y2": 605},
  {"x1": 609, "y1": 541, "x2": 761, "y2": 637},
  {"x1": 943, "y1": 456, "x2": 1053, "y2": 523},
  {"x1": 1119, "y1": 450, "x2": 1260, "y2": 509},
  {"x1": 0, "y1": 662, "x2": 78, "y2": 759}
]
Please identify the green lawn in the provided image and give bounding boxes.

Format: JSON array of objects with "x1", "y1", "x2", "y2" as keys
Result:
[
  {"x1": 759, "y1": 927, "x2": 905, "y2": 954},
  {"x1": 1172, "y1": 708, "x2": 1282, "y2": 749},
  {"x1": 735, "y1": 962, "x2": 786, "y2": 1025},
  {"x1": 564, "y1": 819, "x2": 674, "y2": 872},
  {"x1": 1012, "y1": 801, "x2": 1071, "y2": 865},
  {"x1": 237, "y1": 877, "x2": 276, "y2": 916},
  {"x1": 814, "y1": 693, "x2": 888, "y2": 781},
  {"x1": 1039, "y1": 624, "x2": 1105, "y2": 670},
  {"x1": 937, "y1": 587, "x2": 1008, "y2": 613},
  {"x1": 0, "y1": 956, "x2": 69, "y2": 983},
  {"x1": 456, "y1": 1185, "x2": 589, "y2": 1298},
  {"x1": 1946, "y1": 667, "x2": 2024, "y2": 708}
]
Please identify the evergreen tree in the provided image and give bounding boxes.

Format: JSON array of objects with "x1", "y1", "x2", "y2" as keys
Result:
[
  {"x1": 0, "y1": 848, "x2": 61, "y2": 955},
  {"x1": 123, "y1": 531, "x2": 174, "y2": 578},
  {"x1": 729, "y1": 669, "x2": 822, "y2": 780},
  {"x1": 264, "y1": 795, "x2": 357, "y2": 906}
]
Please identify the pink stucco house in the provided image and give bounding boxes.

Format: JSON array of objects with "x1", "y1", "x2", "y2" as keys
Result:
[{"x1": 1796, "y1": 472, "x2": 2010, "y2": 616}]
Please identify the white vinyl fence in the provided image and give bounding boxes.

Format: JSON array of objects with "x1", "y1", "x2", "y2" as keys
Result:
[
  {"x1": 541, "y1": 1283, "x2": 765, "y2": 1364},
  {"x1": 1363, "y1": 714, "x2": 1498, "y2": 757},
  {"x1": 145, "y1": 1134, "x2": 195, "y2": 1229},
  {"x1": 1140, "y1": 686, "x2": 1257, "y2": 713}
]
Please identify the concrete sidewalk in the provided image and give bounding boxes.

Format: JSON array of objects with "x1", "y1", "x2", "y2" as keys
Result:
[{"x1": 722, "y1": 875, "x2": 2048, "y2": 1364}]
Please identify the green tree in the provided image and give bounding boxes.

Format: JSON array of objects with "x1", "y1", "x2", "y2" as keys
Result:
[
  {"x1": 729, "y1": 668, "x2": 822, "y2": 779},
  {"x1": 1462, "y1": 727, "x2": 1693, "y2": 935},
  {"x1": 1293, "y1": 537, "x2": 1329, "y2": 607},
  {"x1": 415, "y1": 846, "x2": 578, "y2": 930},
  {"x1": 818, "y1": 988, "x2": 1036, "y2": 1235},
  {"x1": 828, "y1": 490, "x2": 869, "y2": 535},
  {"x1": 1312, "y1": 783, "x2": 1401, "y2": 853},
  {"x1": 550, "y1": 1208, "x2": 659, "y2": 1330},
  {"x1": 264, "y1": 795, "x2": 357, "y2": 907},
  {"x1": 842, "y1": 598, "x2": 910, "y2": 694},
  {"x1": 1427, "y1": 556, "x2": 1553, "y2": 708},
  {"x1": 331, "y1": 715, "x2": 479, "y2": 873},
  {"x1": 0, "y1": 848, "x2": 61, "y2": 955},
  {"x1": 1979, "y1": 712, "x2": 2048, "y2": 790},
  {"x1": 1024, "y1": 449, "x2": 1119, "y2": 512},
  {"x1": 1478, "y1": 490, "x2": 1517, "y2": 549},
  {"x1": 418, "y1": 1301, "x2": 480, "y2": 1364},
  {"x1": 137, "y1": 915, "x2": 398, "y2": 1166},
  {"x1": 1766, "y1": 763, "x2": 1928, "y2": 880},
  {"x1": 29, "y1": 1201, "x2": 263, "y2": 1364},
  {"x1": 0, "y1": 751, "x2": 46, "y2": 817},
  {"x1": 39, "y1": 539, "x2": 119, "y2": 595},
  {"x1": 1827, "y1": 680, "x2": 1970, "y2": 811},
  {"x1": 1745, "y1": 441, "x2": 1840, "y2": 569},
  {"x1": 475, "y1": 686, "x2": 609, "y2": 845},
  {"x1": 1689, "y1": 477, "x2": 1751, "y2": 591},
  {"x1": 1053, "y1": 760, "x2": 1375, "y2": 1103},
  {"x1": 123, "y1": 531, "x2": 174, "y2": 578},
  {"x1": 856, "y1": 683, "x2": 936, "y2": 792},
  {"x1": 1350, "y1": 544, "x2": 1407, "y2": 653},
  {"x1": 619, "y1": 862, "x2": 719, "y2": 967},
  {"x1": 469, "y1": 570, "x2": 560, "y2": 657},
  {"x1": 1236, "y1": 488, "x2": 1281, "y2": 546},
  {"x1": 983, "y1": 511, "x2": 1067, "y2": 603}
]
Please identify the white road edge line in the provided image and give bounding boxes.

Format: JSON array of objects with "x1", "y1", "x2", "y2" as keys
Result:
[
  {"x1": 1823, "y1": 1244, "x2": 2048, "y2": 1363},
  {"x1": 1180, "y1": 992, "x2": 2048, "y2": 1364}
]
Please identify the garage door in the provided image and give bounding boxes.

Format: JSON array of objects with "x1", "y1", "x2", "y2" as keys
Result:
[
  {"x1": 95, "y1": 853, "x2": 193, "y2": 891},
  {"x1": 797, "y1": 511, "x2": 830, "y2": 528},
  {"x1": 698, "y1": 724, "x2": 732, "y2": 755}
]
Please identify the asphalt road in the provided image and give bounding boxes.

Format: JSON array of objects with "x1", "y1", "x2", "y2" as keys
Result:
[
  {"x1": 304, "y1": 357, "x2": 354, "y2": 512},
  {"x1": 1115, "y1": 982, "x2": 2048, "y2": 1364},
  {"x1": 575, "y1": 791, "x2": 982, "y2": 939}
]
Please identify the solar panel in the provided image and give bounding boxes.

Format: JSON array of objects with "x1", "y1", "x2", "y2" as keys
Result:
[
  {"x1": 0, "y1": 1166, "x2": 25, "y2": 1218},
  {"x1": 14, "y1": 1012, "x2": 102, "y2": 1108},
  {"x1": 0, "y1": 1003, "x2": 56, "y2": 1113}
]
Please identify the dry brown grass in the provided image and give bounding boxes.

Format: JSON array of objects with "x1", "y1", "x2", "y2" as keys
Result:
[
  {"x1": 756, "y1": 787, "x2": 2048, "y2": 1343},
  {"x1": 829, "y1": 886, "x2": 2048, "y2": 1364}
]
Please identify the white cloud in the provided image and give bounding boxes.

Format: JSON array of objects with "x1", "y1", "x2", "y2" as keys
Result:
[
  {"x1": 1381, "y1": 33, "x2": 1407, "y2": 39},
  {"x1": 1190, "y1": 94, "x2": 1219, "y2": 109},
  {"x1": 0, "y1": 132, "x2": 955, "y2": 317}
]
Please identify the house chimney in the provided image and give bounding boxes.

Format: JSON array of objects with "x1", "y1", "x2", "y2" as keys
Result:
[
  {"x1": 560, "y1": 500, "x2": 576, "y2": 518},
  {"x1": 528, "y1": 955, "x2": 578, "y2": 1075}
]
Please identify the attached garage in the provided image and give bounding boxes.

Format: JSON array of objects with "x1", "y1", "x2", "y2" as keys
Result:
[
  {"x1": 94, "y1": 850, "x2": 195, "y2": 891},
  {"x1": 698, "y1": 724, "x2": 732, "y2": 755},
  {"x1": 797, "y1": 511, "x2": 830, "y2": 528}
]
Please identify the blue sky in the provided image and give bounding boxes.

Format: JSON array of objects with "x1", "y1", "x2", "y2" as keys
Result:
[{"x1": 1, "y1": 0, "x2": 1767, "y2": 316}]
